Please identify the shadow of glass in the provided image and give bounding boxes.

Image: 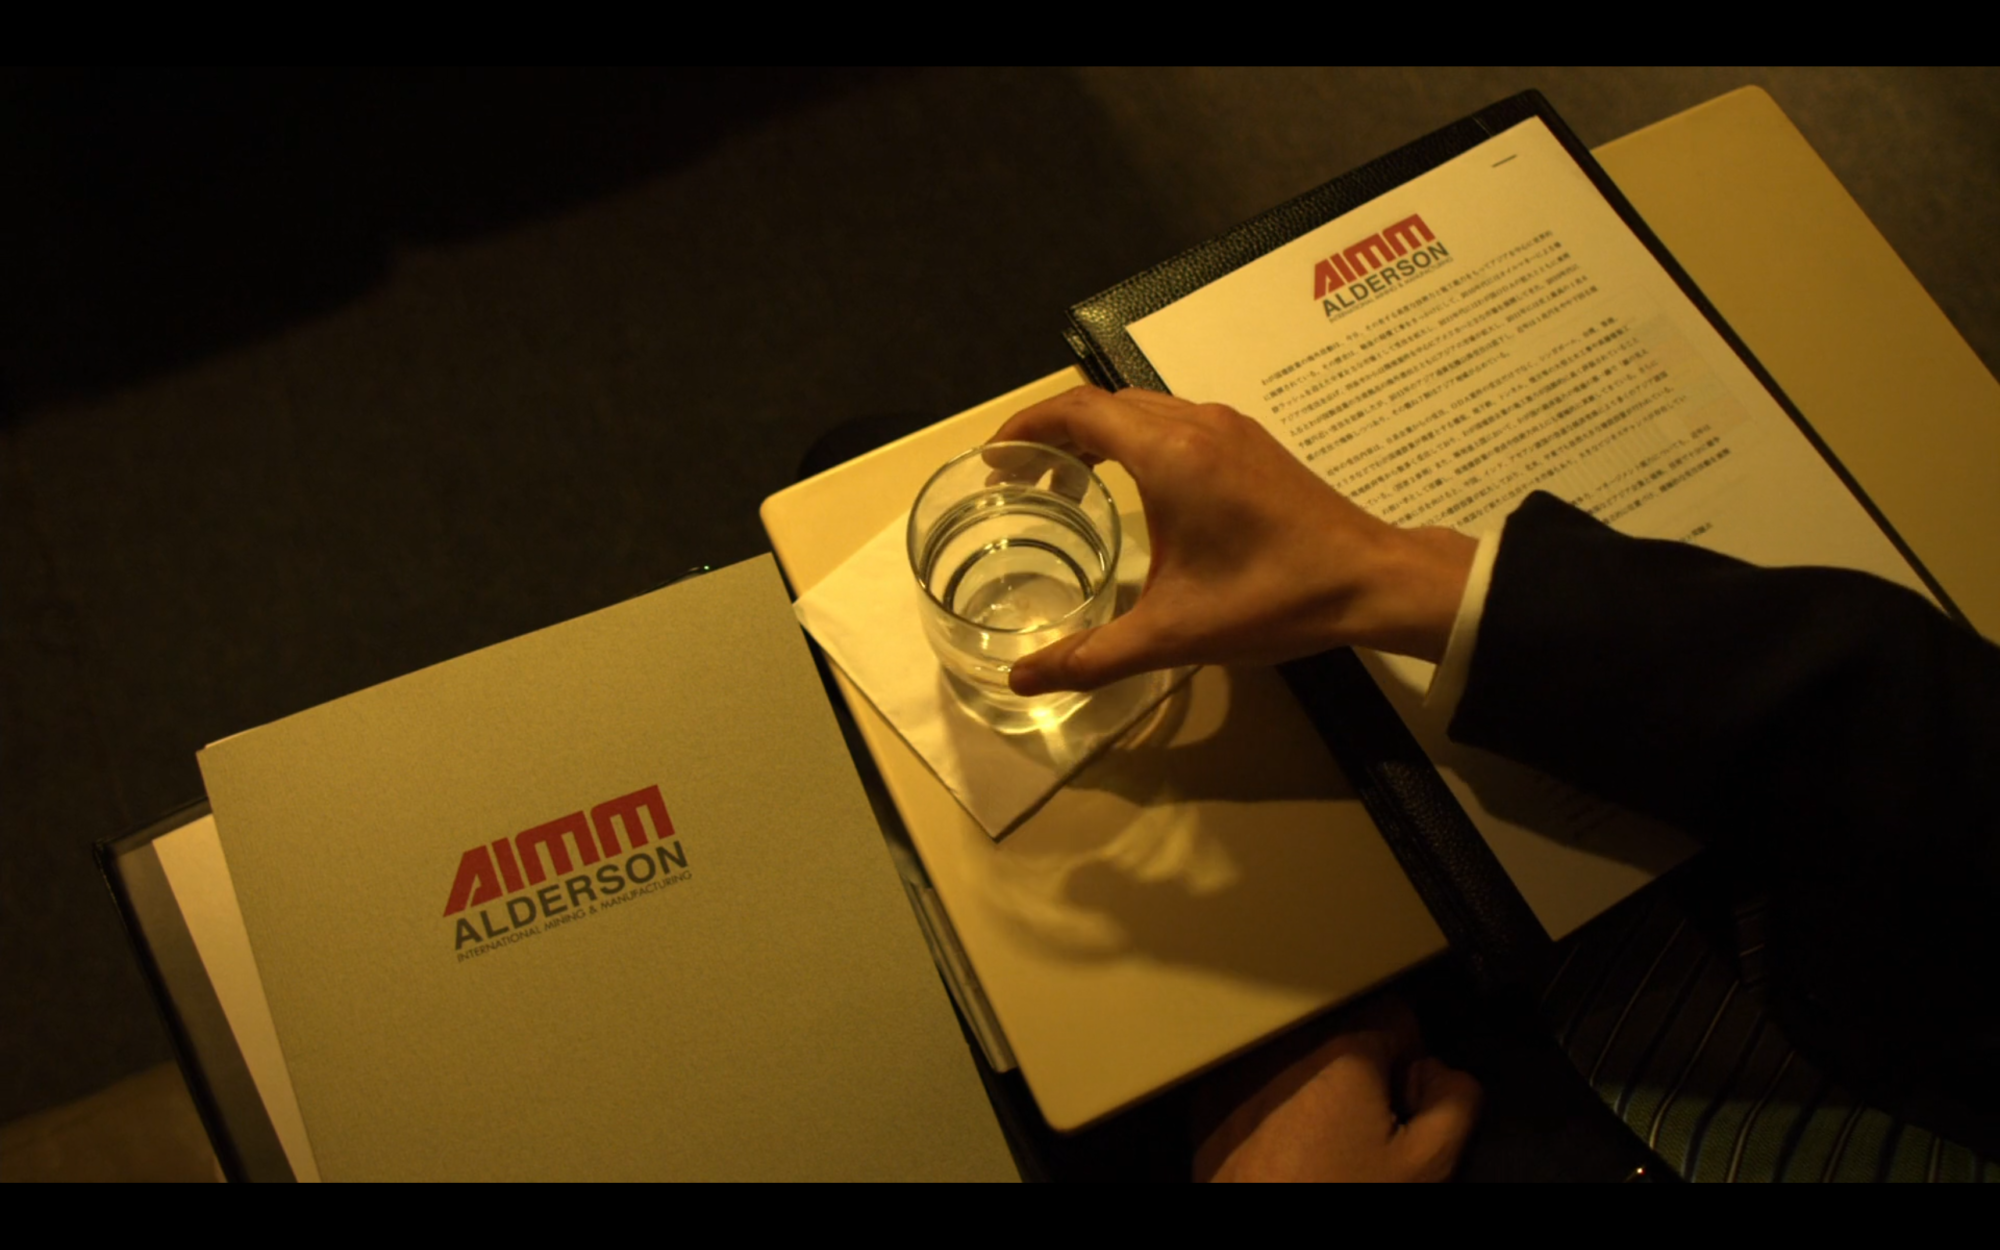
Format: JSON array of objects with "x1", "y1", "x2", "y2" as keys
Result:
[
  {"x1": 979, "y1": 666, "x2": 1431, "y2": 997},
  {"x1": 1065, "y1": 667, "x2": 1343, "y2": 809}
]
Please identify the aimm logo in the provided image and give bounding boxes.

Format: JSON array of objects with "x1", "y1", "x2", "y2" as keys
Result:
[
  {"x1": 444, "y1": 784, "x2": 690, "y2": 956},
  {"x1": 1311, "y1": 214, "x2": 1451, "y2": 318}
]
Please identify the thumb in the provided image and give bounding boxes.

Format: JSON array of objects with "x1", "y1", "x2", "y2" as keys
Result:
[
  {"x1": 1393, "y1": 1058, "x2": 1482, "y2": 1181},
  {"x1": 1008, "y1": 607, "x2": 1176, "y2": 695}
]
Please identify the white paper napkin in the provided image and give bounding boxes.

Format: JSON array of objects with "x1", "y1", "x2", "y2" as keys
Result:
[{"x1": 794, "y1": 513, "x2": 1189, "y2": 838}]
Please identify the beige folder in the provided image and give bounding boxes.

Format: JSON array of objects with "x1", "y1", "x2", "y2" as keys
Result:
[{"x1": 192, "y1": 557, "x2": 1016, "y2": 1181}]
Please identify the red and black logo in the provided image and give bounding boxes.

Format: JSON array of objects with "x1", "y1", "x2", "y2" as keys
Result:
[
  {"x1": 1312, "y1": 214, "x2": 1450, "y2": 314},
  {"x1": 445, "y1": 784, "x2": 691, "y2": 957}
]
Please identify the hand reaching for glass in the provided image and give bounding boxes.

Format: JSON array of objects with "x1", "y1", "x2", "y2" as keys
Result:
[{"x1": 990, "y1": 387, "x2": 1477, "y2": 696}]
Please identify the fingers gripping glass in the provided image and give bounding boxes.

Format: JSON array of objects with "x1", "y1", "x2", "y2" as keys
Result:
[{"x1": 907, "y1": 442, "x2": 1121, "y2": 732}]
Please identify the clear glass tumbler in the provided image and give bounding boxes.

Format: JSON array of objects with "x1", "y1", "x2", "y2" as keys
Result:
[{"x1": 907, "y1": 442, "x2": 1122, "y2": 732}]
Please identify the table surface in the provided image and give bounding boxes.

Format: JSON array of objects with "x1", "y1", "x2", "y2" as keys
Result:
[{"x1": 765, "y1": 86, "x2": 2000, "y2": 1132}]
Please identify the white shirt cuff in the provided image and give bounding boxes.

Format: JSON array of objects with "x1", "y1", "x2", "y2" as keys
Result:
[{"x1": 1424, "y1": 528, "x2": 1502, "y2": 720}]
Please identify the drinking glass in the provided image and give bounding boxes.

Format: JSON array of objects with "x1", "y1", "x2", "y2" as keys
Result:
[{"x1": 907, "y1": 442, "x2": 1121, "y2": 732}]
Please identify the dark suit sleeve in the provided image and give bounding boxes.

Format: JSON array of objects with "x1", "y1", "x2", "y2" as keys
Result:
[{"x1": 1448, "y1": 492, "x2": 2000, "y2": 1146}]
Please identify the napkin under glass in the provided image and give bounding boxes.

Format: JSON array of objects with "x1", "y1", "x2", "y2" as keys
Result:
[{"x1": 794, "y1": 513, "x2": 1189, "y2": 838}]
